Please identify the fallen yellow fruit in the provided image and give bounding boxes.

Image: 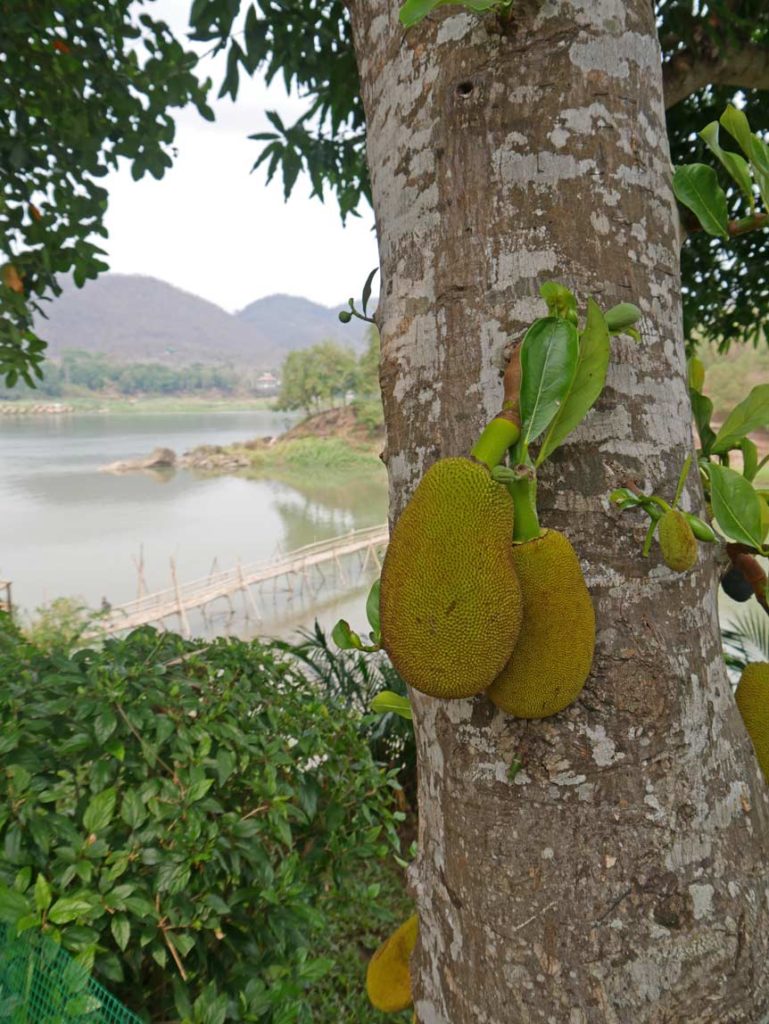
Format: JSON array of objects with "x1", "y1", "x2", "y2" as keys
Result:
[{"x1": 366, "y1": 914, "x2": 418, "y2": 1012}]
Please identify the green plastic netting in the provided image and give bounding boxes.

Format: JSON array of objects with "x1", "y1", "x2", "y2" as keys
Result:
[{"x1": 0, "y1": 924, "x2": 142, "y2": 1024}]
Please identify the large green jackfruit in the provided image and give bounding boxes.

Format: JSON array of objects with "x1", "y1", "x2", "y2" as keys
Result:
[
  {"x1": 380, "y1": 458, "x2": 522, "y2": 699},
  {"x1": 735, "y1": 663, "x2": 769, "y2": 782},
  {"x1": 487, "y1": 529, "x2": 595, "y2": 718},
  {"x1": 658, "y1": 508, "x2": 697, "y2": 572},
  {"x1": 366, "y1": 914, "x2": 418, "y2": 1012}
]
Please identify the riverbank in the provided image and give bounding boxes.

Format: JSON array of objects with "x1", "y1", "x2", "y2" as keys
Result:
[
  {"x1": 0, "y1": 406, "x2": 387, "y2": 620},
  {"x1": 0, "y1": 394, "x2": 275, "y2": 416},
  {"x1": 180, "y1": 405, "x2": 385, "y2": 477}
]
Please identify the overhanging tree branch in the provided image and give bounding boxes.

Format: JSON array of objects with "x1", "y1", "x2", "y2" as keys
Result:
[{"x1": 664, "y1": 43, "x2": 769, "y2": 108}]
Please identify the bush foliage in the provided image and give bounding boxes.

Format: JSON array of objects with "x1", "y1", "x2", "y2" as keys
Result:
[{"x1": 0, "y1": 617, "x2": 405, "y2": 1022}]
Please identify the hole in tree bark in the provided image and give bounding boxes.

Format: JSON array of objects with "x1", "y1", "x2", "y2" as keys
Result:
[{"x1": 456, "y1": 81, "x2": 474, "y2": 97}]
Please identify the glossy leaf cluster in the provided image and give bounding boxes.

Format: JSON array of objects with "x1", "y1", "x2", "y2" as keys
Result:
[
  {"x1": 667, "y1": 88, "x2": 769, "y2": 351},
  {"x1": 691, "y1": 368, "x2": 769, "y2": 553},
  {"x1": 0, "y1": 619, "x2": 402, "y2": 1022},
  {"x1": 0, "y1": 0, "x2": 213, "y2": 386}
]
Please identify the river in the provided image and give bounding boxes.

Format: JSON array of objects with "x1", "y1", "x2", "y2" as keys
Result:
[{"x1": 0, "y1": 410, "x2": 388, "y2": 640}]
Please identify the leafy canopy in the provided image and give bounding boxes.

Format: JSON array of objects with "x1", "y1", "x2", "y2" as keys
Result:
[
  {"x1": 276, "y1": 340, "x2": 359, "y2": 413},
  {"x1": 2, "y1": 0, "x2": 769, "y2": 388},
  {"x1": 0, "y1": 0, "x2": 213, "y2": 386}
]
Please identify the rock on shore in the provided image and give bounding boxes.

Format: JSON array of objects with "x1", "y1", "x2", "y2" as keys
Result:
[{"x1": 100, "y1": 447, "x2": 177, "y2": 474}]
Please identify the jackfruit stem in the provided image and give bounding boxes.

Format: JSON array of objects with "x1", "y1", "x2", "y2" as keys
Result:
[
  {"x1": 509, "y1": 475, "x2": 541, "y2": 542},
  {"x1": 471, "y1": 415, "x2": 521, "y2": 470}
]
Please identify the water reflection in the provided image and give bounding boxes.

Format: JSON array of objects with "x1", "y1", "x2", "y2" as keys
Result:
[{"x1": 0, "y1": 411, "x2": 388, "y2": 639}]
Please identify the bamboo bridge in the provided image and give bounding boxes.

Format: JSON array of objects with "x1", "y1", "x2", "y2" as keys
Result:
[{"x1": 88, "y1": 524, "x2": 388, "y2": 639}]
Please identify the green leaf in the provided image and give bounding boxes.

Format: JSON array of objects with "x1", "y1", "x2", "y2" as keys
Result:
[
  {"x1": 539, "y1": 281, "x2": 578, "y2": 323},
  {"x1": 299, "y1": 956, "x2": 333, "y2": 982},
  {"x1": 111, "y1": 914, "x2": 130, "y2": 952},
  {"x1": 398, "y1": 0, "x2": 438, "y2": 27},
  {"x1": 708, "y1": 464, "x2": 764, "y2": 549},
  {"x1": 49, "y1": 896, "x2": 94, "y2": 925},
  {"x1": 610, "y1": 488, "x2": 642, "y2": 510},
  {"x1": 94, "y1": 708, "x2": 117, "y2": 745},
  {"x1": 746, "y1": 135, "x2": 769, "y2": 211},
  {"x1": 65, "y1": 994, "x2": 102, "y2": 1016},
  {"x1": 187, "y1": 777, "x2": 214, "y2": 803},
  {"x1": 739, "y1": 438, "x2": 759, "y2": 482},
  {"x1": 15, "y1": 913, "x2": 42, "y2": 934},
  {"x1": 712, "y1": 384, "x2": 769, "y2": 453},
  {"x1": 331, "y1": 619, "x2": 363, "y2": 651},
  {"x1": 216, "y1": 748, "x2": 237, "y2": 786},
  {"x1": 399, "y1": 0, "x2": 500, "y2": 28},
  {"x1": 0, "y1": 885, "x2": 29, "y2": 924},
  {"x1": 34, "y1": 874, "x2": 52, "y2": 913},
  {"x1": 366, "y1": 579, "x2": 381, "y2": 637},
  {"x1": 120, "y1": 789, "x2": 146, "y2": 830},
  {"x1": 537, "y1": 299, "x2": 609, "y2": 465},
  {"x1": 519, "y1": 317, "x2": 579, "y2": 448},
  {"x1": 371, "y1": 691, "x2": 413, "y2": 721},
  {"x1": 83, "y1": 788, "x2": 116, "y2": 833},
  {"x1": 720, "y1": 105, "x2": 755, "y2": 161},
  {"x1": 699, "y1": 122, "x2": 755, "y2": 210},
  {"x1": 361, "y1": 268, "x2": 378, "y2": 316},
  {"x1": 672, "y1": 164, "x2": 729, "y2": 238},
  {"x1": 687, "y1": 356, "x2": 705, "y2": 393},
  {"x1": 691, "y1": 392, "x2": 716, "y2": 455}
]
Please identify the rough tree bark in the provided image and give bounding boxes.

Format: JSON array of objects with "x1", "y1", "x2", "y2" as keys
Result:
[{"x1": 347, "y1": 2, "x2": 769, "y2": 1021}]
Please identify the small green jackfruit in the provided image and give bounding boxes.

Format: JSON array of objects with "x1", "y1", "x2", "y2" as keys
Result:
[
  {"x1": 487, "y1": 529, "x2": 595, "y2": 718},
  {"x1": 735, "y1": 663, "x2": 769, "y2": 782},
  {"x1": 658, "y1": 508, "x2": 697, "y2": 572},
  {"x1": 366, "y1": 914, "x2": 418, "y2": 1012},
  {"x1": 380, "y1": 458, "x2": 522, "y2": 699}
]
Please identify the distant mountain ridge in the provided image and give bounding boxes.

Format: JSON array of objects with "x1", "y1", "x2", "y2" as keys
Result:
[{"x1": 33, "y1": 274, "x2": 372, "y2": 370}]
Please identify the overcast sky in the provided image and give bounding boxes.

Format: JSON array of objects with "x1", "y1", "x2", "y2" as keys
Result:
[{"x1": 101, "y1": 0, "x2": 377, "y2": 313}]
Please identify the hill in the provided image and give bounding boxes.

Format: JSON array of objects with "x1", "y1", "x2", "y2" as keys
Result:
[
  {"x1": 32, "y1": 274, "x2": 371, "y2": 370},
  {"x1": 236, "y1": 294, "x2": 372, "y2": 353}
]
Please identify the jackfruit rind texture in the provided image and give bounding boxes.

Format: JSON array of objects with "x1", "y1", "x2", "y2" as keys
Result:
[
  {"x1": 658, "y1": 508, "x2": 697, "y2": 572},
  {"x1": 487, "y1": 529, "x2": 595, "y2": 718},
  {"x1": 366, "y1": 914, "x2": 418, "y2": 1012},
  {"x1": 735, "y1": 663, "x2": 769, "y2": 782},
  {"x1": 380, "y1": 458, "x2": 522, "y2": 699}
]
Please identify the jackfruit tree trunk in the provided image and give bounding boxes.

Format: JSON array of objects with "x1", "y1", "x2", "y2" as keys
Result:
[{"x1": 347, "y1": 2, "x2": 769, "y2": 1021}]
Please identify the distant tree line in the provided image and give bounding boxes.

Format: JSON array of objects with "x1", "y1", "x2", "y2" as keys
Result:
[
  {"x1": 276, "y1": 328, "x2": 380, "y2": 415},
  {"x1": 0, "y1": 336, "x2": 385, "y2": 412},
  {"x1": 0, "y1": 350, "x2": 254, "y2": 398}
]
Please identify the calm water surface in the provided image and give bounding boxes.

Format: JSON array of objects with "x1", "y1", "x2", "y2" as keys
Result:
[{"x1": 0, "y1": 411, "x2": 387, "y2": 639}]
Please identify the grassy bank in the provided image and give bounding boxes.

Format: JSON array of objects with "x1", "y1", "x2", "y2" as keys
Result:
[
  {"x1": 246, "y1": 435, "x2": 383, "y2": 473},
  {"x1": 181, "y1": 405, "x2": 386, "y2": 479}
]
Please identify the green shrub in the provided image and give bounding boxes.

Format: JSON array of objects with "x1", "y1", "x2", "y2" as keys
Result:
[
  {"x1": 0, "y1": 617, "x2": 404, "y2": 1022},
  {"x1": 351, "y1": 399, "x2": 384, "y2": 436},
  {"x1": 247, "y1": 436, "x2": 381, "y2": 474},
  {"x1": 22, "y1": 596, "x2": 101, "y2": 653},
  {"x1": 278, "y1": 624, "x2": 416, "y2": 805}
]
